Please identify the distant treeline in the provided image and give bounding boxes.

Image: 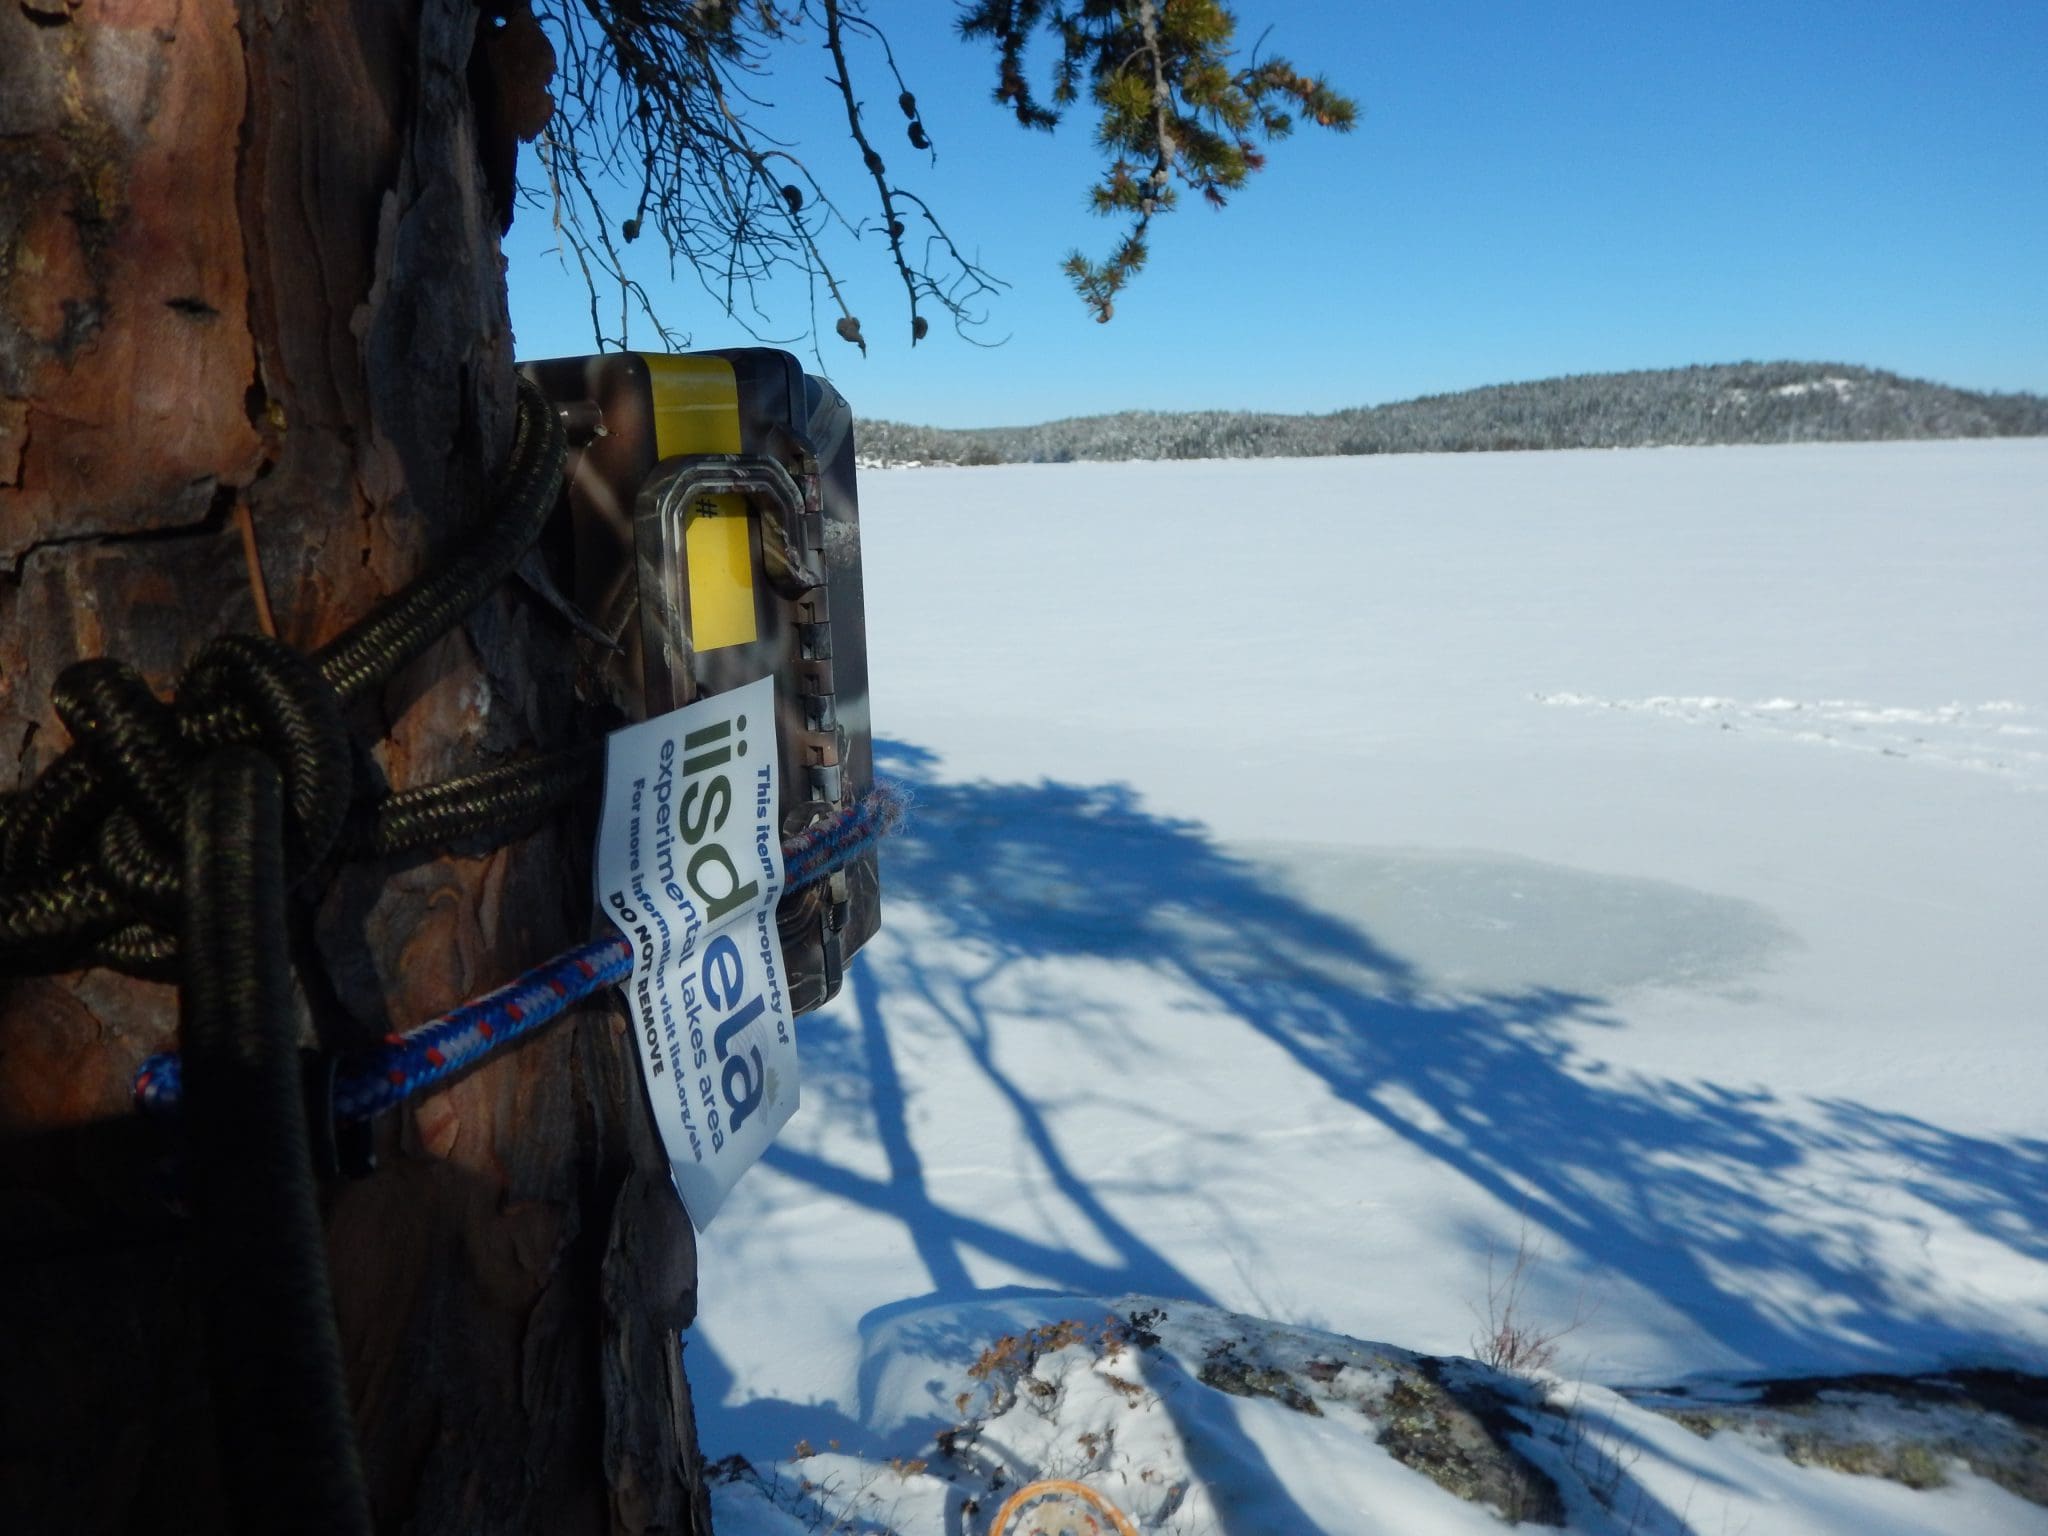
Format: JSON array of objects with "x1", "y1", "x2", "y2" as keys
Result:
[{"x1": 856, "y1": 362, "x2": 2048, "y2": 466}]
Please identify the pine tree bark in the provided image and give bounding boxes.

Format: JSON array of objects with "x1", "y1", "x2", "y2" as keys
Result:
[{"x1": 0, "y1": 2, "x2": 712, "y2": 1531}]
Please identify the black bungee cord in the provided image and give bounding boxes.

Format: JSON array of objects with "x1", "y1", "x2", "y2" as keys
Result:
[{"x1": 0, "y1": 378, "x2": 583, "y2": 1535}]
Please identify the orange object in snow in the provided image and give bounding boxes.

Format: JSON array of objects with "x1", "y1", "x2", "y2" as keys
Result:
[{"x1": 987, "y1": 1478, "x2": 1139, "y2": 1536}]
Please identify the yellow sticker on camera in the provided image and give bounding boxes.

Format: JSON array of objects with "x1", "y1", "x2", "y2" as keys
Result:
[{"x1": 643, "y1": 354, "x2": 758, "y2": 651}]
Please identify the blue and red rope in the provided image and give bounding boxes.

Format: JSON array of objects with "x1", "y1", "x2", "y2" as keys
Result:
[
  {"x1": 135, "y1": 780, "x2": 907, "y2": 1125},
  {"x1": 783, "y1": 778, "x2": 907, "y2": 892}
]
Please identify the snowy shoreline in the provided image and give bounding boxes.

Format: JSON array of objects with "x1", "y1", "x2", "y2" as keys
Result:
[{"x1": 695, "y1": 438, "x2": 2048, "y2": 1532}]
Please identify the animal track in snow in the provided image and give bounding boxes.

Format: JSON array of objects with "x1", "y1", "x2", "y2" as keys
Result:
[{"x1": 1532, "y1": 692, "x2": 2046, "y2": 789}]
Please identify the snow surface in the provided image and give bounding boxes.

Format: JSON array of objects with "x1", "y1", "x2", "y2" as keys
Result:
[{"x1": 695, "y1": 438, "x2": 2048, "y2": 1532}]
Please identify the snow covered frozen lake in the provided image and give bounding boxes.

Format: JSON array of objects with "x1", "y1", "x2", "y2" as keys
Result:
[{"x1": 703, "y1": 438, "x2": 2048, "y2": 1533}]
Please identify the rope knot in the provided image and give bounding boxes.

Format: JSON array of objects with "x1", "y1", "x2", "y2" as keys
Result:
[
  {"x1": 1, "y1": 634, "x2": 351, "y2": 971},
  {"x1": 0, "y1": 377, "x2": 565, "y2": 977}
]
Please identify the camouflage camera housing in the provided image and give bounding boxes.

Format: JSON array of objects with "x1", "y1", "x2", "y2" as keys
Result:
[{"x1": 518, "y1": 349, "x2": 878, "y2": 1016}]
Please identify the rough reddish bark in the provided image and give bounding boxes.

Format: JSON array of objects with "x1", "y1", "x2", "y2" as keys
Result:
[{"x1": 0, "y1": 2, "x2": 711, "y2": 1530}]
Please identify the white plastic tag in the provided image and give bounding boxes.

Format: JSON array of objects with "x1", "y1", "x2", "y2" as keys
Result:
[{"x1": 594, "y1": 677, "x2": 799, "y2": 1229}]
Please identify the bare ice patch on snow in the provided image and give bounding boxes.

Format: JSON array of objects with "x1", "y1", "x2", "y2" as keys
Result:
[{"x1": 1232, "y1": 842, "x2": 1789, "y2": 1000}]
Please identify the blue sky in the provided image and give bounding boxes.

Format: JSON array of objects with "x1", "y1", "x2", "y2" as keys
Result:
[{"x1": 504, "y1": 1, "x2": 2047, "y2": 428}]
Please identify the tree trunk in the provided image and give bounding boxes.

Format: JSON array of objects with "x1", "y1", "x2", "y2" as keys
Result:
[{"x1": 0, "y1": 2, "x2": 712, "y2": 1531}]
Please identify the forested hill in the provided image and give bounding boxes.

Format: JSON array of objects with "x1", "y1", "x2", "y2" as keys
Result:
[{"x1": 857, "y1": 362, "x2": 2048, "y2": 466}]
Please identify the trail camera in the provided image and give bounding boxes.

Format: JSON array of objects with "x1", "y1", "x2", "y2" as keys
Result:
[{"x1": 519, "y1": 350, "x2": 877, "y2": 1015}]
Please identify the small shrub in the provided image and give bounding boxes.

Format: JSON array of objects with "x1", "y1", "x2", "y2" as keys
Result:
[{"x1": 1470, "y1": 1220, "x2": 1592, "y2": 1375}]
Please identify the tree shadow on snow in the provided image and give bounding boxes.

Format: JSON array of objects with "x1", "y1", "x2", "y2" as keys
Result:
[{"x1": 708, "y1": 740, "x2": 2048, "y2": 1529}]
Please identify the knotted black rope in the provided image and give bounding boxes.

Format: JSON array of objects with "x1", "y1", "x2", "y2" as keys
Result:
[
  {"x1": 0, "y1": 376, "x2": 572, "y2": 976},
  {"x1": 354, "y1": 739, "x2": 604, "y2": 859},
  {"x1": 0, "y1": 633, "x2": 353, "y2": 973},
  {"x1": 183, "y1": 747, "x2": 373, "y2": 1535},
  {"x1": 0, "y1": 377, "x2": 572, "y2": 1536}
]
